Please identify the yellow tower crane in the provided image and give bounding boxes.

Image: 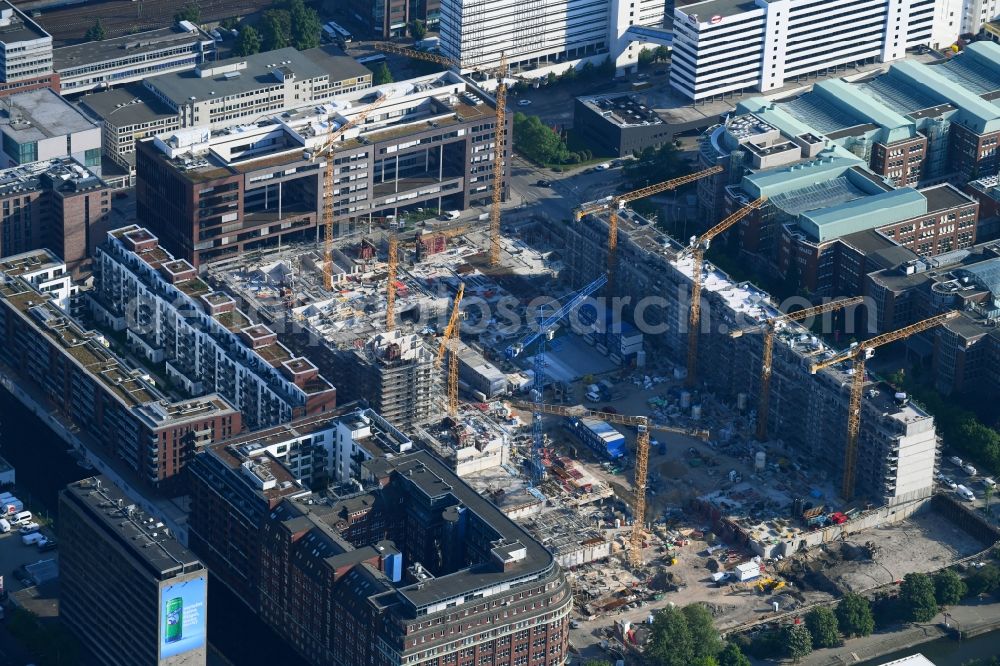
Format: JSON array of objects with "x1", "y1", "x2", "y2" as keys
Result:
[
  {"x1": 810, "y1": 310, "x2": 959, "y2": 500},
  {"x1": 731, "y1": 296, "x2": 866, "y2": 441},
  {"x1": 682, "y1": 196, "x2": 767, "y2": 387},
  {"x1": 511, "y1": 400, "x2": 708, "y2": 567},
  {"x1": 319, "y1": 92, "x2": 392, "y2": 290},
  {"x1": 386, "y1": 235, "x2": 399, "y2": 331},
  {"x1": 574, "y1": 165, "x2": 723, "y2": 293},
  {"x1": 373, "y1": 43, "x2": 509, "y2": 267},
  {"x1": 435, "y1": 283, "x2": 466, "y2": 417}
]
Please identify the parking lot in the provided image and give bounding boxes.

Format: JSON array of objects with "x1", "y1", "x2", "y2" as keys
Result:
[{"x1": 0, "y1": 523, "x2": 58, "y2": 596}]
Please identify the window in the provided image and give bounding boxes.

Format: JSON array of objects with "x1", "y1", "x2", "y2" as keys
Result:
[{"x1": 84, "y1": 148, "x2": 101, "y2": 167}]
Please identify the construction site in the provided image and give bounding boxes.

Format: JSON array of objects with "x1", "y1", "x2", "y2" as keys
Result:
[{"x1": 183, "y1": 51, "x2": 1000, "y2": 659}]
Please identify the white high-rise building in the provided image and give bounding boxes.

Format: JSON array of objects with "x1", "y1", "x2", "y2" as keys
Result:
[
  {"x1": 439, "y1": 0, "x2": 668, "y2": 75},
  {"x1": 669, "y1": 0, "x2": 955, "y2": 101}
]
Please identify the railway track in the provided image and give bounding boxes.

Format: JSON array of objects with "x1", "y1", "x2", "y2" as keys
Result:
[{"x1": 18, "y1": 0, "x2": 273, "y2": 43}]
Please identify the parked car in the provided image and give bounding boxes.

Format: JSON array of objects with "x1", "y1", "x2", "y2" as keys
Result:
[
  {"x1": 950, "y1": 456, "x2": 964, "y2": 466},
  {"x1": 517, "y1": 99, "x2": 532, "y2": 106},
  {"x1": 17, "y1": 523, "x2": 39, "y2": 535},
  {"x1": 983, "y1": 477, "x2": 996, "y2": 489},
  {"x1": 940, "y1": 477, "x2": 958, "y2": 490},
  {"x1": 535, "y1": 179, "x2": 551, "y2": 187},
  {"x1": 963, "y1": 463, "x2": 978, "y2": 476},
  {"x1": 38, "y1": 538, "x2": 57, "y2": 552},
  {"x1": 594, "y1": 162, "x2": 612, "y2": 170}
]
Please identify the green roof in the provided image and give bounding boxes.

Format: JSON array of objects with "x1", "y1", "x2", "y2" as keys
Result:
[{"x1": 799, "y1": 188, "x2": 927, "y2": 242}]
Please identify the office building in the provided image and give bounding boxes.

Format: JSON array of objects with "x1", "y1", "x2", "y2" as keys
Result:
[
  {"x1": 348, "y1": 0, "x2": 441, "y2": 37},
  {"x1": 61, "y1": 476, "x2": 208, "y2": 666},
  {"x1": 0, "y1": 254, "x2": 240, "y2": 487},
  {"x1": 54, "y1": 23, "x2": 215, "y2": 96},
  {"x1": 574, "y1": 93, "x2": 673, "y2": 157},
  {"x1": 0, "y1": 2, "x2": 56, "y2": 98},
  {"x1": 0, "y1": 158, "x2": 111, "y2": 275},
  {"x1": 91, "y1": 225, "x2": 337, "y2": 431},
  {"x1": 670, "y1": 0, "x2": 946, "y2": 101},
  {"x1": 188, "y1": 434, "x2": 572, "y2": 666},
  {"x1": 135, "y1": 70, "x2": 510, "y2": 266},
  {"x1": 729, "y1": 157, "x2": 979, "y2": 294},
  {"x1": 0, "y1": 89, "x2": 102, "y2": 174},
  {"x1": 557, "y1": 205, "x2": 940, "y2": 505}
]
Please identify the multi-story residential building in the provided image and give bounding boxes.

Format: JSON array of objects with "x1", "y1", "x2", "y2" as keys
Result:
[
  {"x1": 54, "y1": 23, "x2": 215, "y2": 96},
  {"x1": 0, "y1": 253, "x2": 240, "y2": 487},
  {"x1": 557, "y1": 204, "x2": 940, "y2": 505},
  {"x1": 0, "y1": 249, "x2": 77, "y2": 311},
  {"x1": 0, "y1": 89, "x2": 102, "y2": 175},
  {"x1": 669, "y1": 0, "x2": 946, "y2": 101},
  {"x1": 0, "y1": 158, "x2": 111, "y2": 275},
  {"x1": 135, "y1": 70, "x2": 510, "y2": 266},
  {"x1": 61, "y1": 476, "x2": 208, "y2": 666},
  {"x1": 348, "y1": 0, "x2": 441, "y2": 37},
  {"x1": 188, "y1": 431, "x2": 572, "y2": 666},
  {"x1": 79, "y1": 46, "x2": 371, "y2": 178},
  {"x1": 0, "y1": 2, "x2": 57, "y2": 98},
  {"x1": 91, "y1": 225, "x2": 337, "y2": 431},
  {"x1": 351, "y1": 331, "x2": 435, "y2": 431},
  {"x1": 865, "y1": 239, "x2": 1000, "y2": 393},
  {"x1": 728, "y1": 158, "x2": 979, "y2": 294}
]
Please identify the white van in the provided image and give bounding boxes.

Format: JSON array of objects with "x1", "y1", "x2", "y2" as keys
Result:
[
  {"x1": 0, "y1": 518, "x2": 10, "y2": 533},
  {"x1": 11, "y1": 510, "x2": 31, "y2": 525},
  {"x1": 956, "y1": 485, "x2": 976, "y2": 501},
  {"x1": 21, "y1": 532, "x2": 43, "y2": 546}
]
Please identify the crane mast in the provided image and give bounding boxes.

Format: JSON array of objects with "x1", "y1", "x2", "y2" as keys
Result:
[
  {"x1": 435, "y1": 283, "x2": 466, "y2": 417},
  {"x1": 386, "y1": 235, "x2": 398, "y2": 331},
  {"x1": 683, "y1": 196, "x2": 766, "y2": 387},
  {"x1": 730, "y1": 297, "x2": 865, "y2": 441},
  {"x1": 810, "y1": 310, "x2": 959, "y2": 499}
]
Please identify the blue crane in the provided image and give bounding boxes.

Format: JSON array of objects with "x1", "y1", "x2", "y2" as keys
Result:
[{"x1": 506, "y1": 273, "x2": 608, "y2": 483}]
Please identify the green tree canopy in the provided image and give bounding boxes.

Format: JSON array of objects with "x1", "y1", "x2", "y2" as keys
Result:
[
  {"x1": 784, "y1": 624, "x2": 813, "y2": 662},
  {"x1": 260, "y1": 9, "x2": 291, "y2": 50},
  {"x1": 286, "y1": 0, "x2": 321, "y2": 49},
  {"x1": 646, "y1": 606, "x2": 693, "y2": 666},
  {"x1": 901, "y1": 573, "x2": 939, "y2": 622},
  {"x1": 372, "y1": 62, "x2": 394, "y2": 85},
  {"x1": 967, "y1": 564, "x2": 1000, "y2": 597},
  {"x1": 717, "y1": 642, "x2": 752, "y2": 666},
  {"x1": 933, "y1": 568, "x2": 967, "y2": 606},
  {"x1": 804, "y1": 606, "x2": 841, "y2": 649},
  {"x1": 623, "y1": 143, "x2": 684, "y2": 188},
  {"x1": 85, "y1": 19, "x2": 105, "y2": 41},
  {"x1": 836, "y1": 593, "x2": 875, "y2": 637},
  {"x1": 174, "y1": 1, "x2": 201, "y2": 23},
  {"x1": 512, "y1": 112, "x2": 566, "y2": 165},
  {"x1": 235, "y1": 25, "x2": 262, "y2": 56},
  {"x1": 410, "y1": 19, "x2": 427, "y2": 40},
  {"x1": 683, "y1": 603, "x2": 724, "y2": 659}
]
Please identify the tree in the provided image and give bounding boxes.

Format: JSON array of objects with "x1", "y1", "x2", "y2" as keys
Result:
[
  {"x1": 598, "y1": 56, "x2": 615, "y2": 77},
  {"x1": 410, "y1": 19, "x2": 427, "y2": 40},
  {"x1": 784, "y1": 624, "x2": 813, "y2": 662},
  {"x1": 900, "y1": 573, "x2": 939, "y2": 622},
  {"x1": 986, "y1": 484, "x2": 994, "y2": 516},
  {"x1": 85, "y1": 19, "x2": 105, "y2": 41},
  {"x1": 260, "y1": 9, "x2": 292, "y2": 50},
  {"x1": 583, "y1": 661, "x2": 613, "y2": 666},
  {"x1": 646, "y1": 606, "x2": 693, "y2": 666},
  {"x1": 836, "y1": 593, "x2": 875, "y2": 637},
  {"x1": 235, "y1": 25, "x2": 262, "y2": 56},
  {"x1": 933, "y1": 569, "x2": 967, "y2": 606},
  {"x1": 654, "y1": 45, "x2": 670, "y2": 62},
  {"x1": 717, "y1": 642, "x2": 752, "y2": 666},
  {"x1": 638, "y1": 47, "x2": 656, "y2": 66},
  {"x1": 174, "y1": 1, "x2": 201, "y2": 23},
  {"x1": 285, "y1": 0, "x2": 321, "y2": 49},
  {"x1": 512, "y1": 112, "x2": 567, "y2": 165},
  {"x1": 804, "y1": 607, "x2": 841, "y2": 649},
  {"x1": 623, "y1": 143, "x2": 684, "y2": 188},
  {"x1": 683, "y1": 603, "x2": 723, "y2": 659},
  {"x1": 967, "y1": 564, "x2": 1000, "y2": 597},
  {"x1": 372, "y1": 62, "x2": 394, "y2": 85}
]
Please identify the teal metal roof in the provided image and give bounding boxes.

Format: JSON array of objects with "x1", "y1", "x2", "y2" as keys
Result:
[
  {"x1": 888, "y1": 59, "x2": 1000, "y2": 134},
  {"x1": 812, "y1": 79, "x2": 916, "y2": 144},
  {"x1": 742, "y1": 157, "x2": 873, "y2": 200},
  {"x1": 798, "y1": 188, "x2": 927, "y2": 242}
]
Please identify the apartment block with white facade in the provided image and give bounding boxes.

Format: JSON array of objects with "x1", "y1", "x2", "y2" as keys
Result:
[
  {"x1": 670, "y1": 0, "x2": 944, "y2": 101},
  {"x1": 90, "y1": 225, "x2": 336, "y2": 431}
]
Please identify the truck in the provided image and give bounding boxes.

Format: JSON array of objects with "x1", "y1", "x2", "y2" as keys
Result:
[
  {"x1": 2, "y1": 498, "x2": 23, "y2": 515},
  {"x1": 956, "y1": 485, "x2": 976, "y2": 501}
]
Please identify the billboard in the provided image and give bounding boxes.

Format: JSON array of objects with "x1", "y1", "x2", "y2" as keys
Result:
[{"x1": 158, "y1": 575, "x2": 207, "y2": 660}]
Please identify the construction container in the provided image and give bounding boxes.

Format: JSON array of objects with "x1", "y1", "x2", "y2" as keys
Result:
[
  {"x1": 734, "y1": 561, "x2": 761, "y2": 581},
  {"x1": 568, "y1": 417, "x2": 626, "y2": 459}
]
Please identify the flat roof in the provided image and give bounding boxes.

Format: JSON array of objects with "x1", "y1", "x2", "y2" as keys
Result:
[
  {"x1": 0, "y1": 89, "x2": 96, "y2": 142},
  {"x1": 80, "y1": 84, "x2": 178, "y2": 127},
  {"x1": 0, "y1": 2, "x2": 50, "y2": 45},
  {"x1": 921, "y1": 183, "x2": 974, "y2": 213},
  {"x1": 53, "y1": 24, "x2": 209, "y2": 71},
  {"x1": 63, "y1": 476, "x2": 203, "y2": 577},
  {"x1": 677, "y1": 0, "x2": 760, "y2": 20},
  {"x1": 300, "y1": 45, "x2": 373, "y2": 83},
  {"x1": 146, "y1": 47, "x2": 330, "y2": 105}
]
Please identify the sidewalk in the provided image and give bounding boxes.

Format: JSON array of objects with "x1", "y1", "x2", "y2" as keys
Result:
[{"x1": 791, "y1": 599, "x2": 1000, "y2": 666}]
